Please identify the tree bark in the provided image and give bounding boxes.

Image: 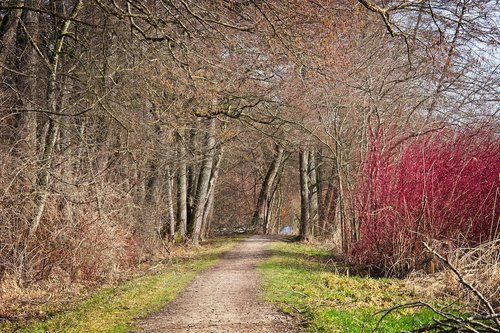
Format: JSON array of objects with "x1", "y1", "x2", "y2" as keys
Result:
[
  {"x1": 316, "y1": 149, "x2": 325, "y2": 232},
  {"x1": 176, "y1": 130, "x2": 188, "y2": 238},
  {"x1": 252, "y1": 143, "x2": 284, "y2": 233},
  {"x1": 201, "y1": 147, "x2": 223, "y2": 241},
  {"x1": 321, "y1": 171, "x2": 338, "y2": 233},
  {"x1": 166, "y1": 166, "x2": 176, "y2": 237},
  {"x1": 186, "y1": 126, "x2": 197, "y2": 233},
  {"x1": 145, "y1": 161, "x2": 159, "y2": 205},
  {"x1": 191, "y1": 118, "x2": 216, "y2": 246},
  {"x1": 13, "y1": 1, "x2": 39, "y2": 160},
  {"x1": 267, "y1": 185, "x2": 283, "y2": 234},
  {"x1": 299, "y1": 148, "x2": 310, "y2": 241},
  {"x1": 308, "y1": 148, "x2": 318, "y2": 238},
  {"x1": 335, "y1": 142, "x2": 349, "y2": 252},
  {"x1": 0, "y1": 1, "x2": 24, "y2": 74}
]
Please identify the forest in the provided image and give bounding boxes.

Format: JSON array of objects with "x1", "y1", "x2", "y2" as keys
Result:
[{"x1": 0, "y1": 0, "x2": 499, "y2": 332}]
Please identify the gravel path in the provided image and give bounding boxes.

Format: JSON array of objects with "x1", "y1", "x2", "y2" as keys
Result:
[{"x1": 136, "y1": 235, "x2": 300, "y2": 333}]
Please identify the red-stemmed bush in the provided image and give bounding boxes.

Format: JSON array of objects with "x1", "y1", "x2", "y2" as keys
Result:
[{"x1": 351, "y1": 126, "x2": 500, "y2": 276}]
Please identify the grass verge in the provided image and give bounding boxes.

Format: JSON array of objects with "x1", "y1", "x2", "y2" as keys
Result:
[
  {"x1": 1, "y1": 237, "x2": 241, "y2": 333},
  {"x1": 258, "y1": 241, "x2": 446, "y2": 333}
]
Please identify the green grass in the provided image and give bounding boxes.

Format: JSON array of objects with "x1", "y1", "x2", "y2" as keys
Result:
[
  {"x1": 258, "y1": 241, "x2": 443, "y2": 333},
  {"x1": 1, "y1": 237, "x2": 241, "y2": 333}
]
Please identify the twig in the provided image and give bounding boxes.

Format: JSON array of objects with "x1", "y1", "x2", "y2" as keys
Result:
[{"x1": 423, "y1": 242, "x2": 500, "y2": 329}]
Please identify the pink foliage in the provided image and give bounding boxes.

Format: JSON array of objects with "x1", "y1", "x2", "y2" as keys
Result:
[{"x1": 351, "y1": 127, "x2": 500, "y2": 275}]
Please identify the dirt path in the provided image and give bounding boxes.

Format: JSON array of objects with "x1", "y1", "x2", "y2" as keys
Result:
[{"x1": 136, "y1": 235, "x2": 300, "y2": 333}]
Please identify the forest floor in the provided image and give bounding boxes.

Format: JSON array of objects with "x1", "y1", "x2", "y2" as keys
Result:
[{"x1": 136, "y1": 235, "x2": 299, "y2": 333}]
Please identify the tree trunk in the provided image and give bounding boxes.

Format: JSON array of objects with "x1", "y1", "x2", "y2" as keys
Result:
[
  {"x1": 0, "y1": 1, "x2": 24, "y2": 74},
  {"x1": 166, "y1": 166, "x2": 176, "y2": 238},
  {"x1": 186, "y1": 126, "x2": 197, "y2": 233},
  {"x1": 201, "y1": 147, "x2": 223, "y2": 241},
  {"x1": 267, "y1": 185, "x2": 283, "y2": 234},
  {"x1": 264, "y1": 149, "x2": 286, "y2": 234},
  {"x1": 16, "y1": 1, "x2": 39, "y2": 162},
  {"x1": 252, "y1": 143, "x2": 284, "y2": 233},
  {"x1": 317, "y1": 149, "x2": 325, "y2": 232},
  {"x1": 321, "y1": 171, "x2": 338, "y2": 233},
  {"x1": 335, "y1": 143, "x2": 349, "y2": 253},
  {"x1": 176, "y1": 130, "x2": 188, "y2": 238},
  {"x1": 308, "y1": 148, "x2": 318, "y2": 238},
  {"x1": 299, "y1": 148, "x2": 310, "y2": 241},
  {"x1": 191, "y1": 118, "x2": 216, "y2": 246},
  {"x1": 145, "y1": 161, "x2": 159, "y2": 205}
]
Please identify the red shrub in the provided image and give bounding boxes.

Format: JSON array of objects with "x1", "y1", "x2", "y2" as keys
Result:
[{"x1": 351, "y1": 127, "x2": 500, "y2": 276}]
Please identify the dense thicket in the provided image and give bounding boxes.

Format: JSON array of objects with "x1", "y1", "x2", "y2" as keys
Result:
[
  {"x1": 0, "y1": 0, "x2": 498, "y2": 289},
  {"x1": 352, "y1": 127, "x2": 500, "y2": 276}
]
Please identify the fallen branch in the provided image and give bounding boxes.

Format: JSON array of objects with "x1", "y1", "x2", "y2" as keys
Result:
[
  {"x1": 423, "y1": 242, "x2": 499, "y2": 329},
  {"x1": 372, "y1": 242, "x2": 500, "y2": 332}
]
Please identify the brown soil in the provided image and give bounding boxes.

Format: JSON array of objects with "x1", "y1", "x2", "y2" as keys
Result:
[{"x1": 135, "y1": 235, "x2": 300, "y2": 333}]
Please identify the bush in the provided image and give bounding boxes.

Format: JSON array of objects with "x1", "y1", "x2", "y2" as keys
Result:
[
  {"x1": 350, "y1": 127, "x2": 500, "y2": 276},
  {"x1": 0, "y1": 197, "x2": 141, "y2": 286}
]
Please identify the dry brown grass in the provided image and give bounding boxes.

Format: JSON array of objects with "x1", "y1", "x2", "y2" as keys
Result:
[
  {"x1": 407, "y1": 238, "x2": 500, "y2": 312},
  {"x1": 391, "y1": 239, "x2": 499, "y2": 332},
  {"x1": 448, "y1": 238, "x2": 500, "y2": 311}
]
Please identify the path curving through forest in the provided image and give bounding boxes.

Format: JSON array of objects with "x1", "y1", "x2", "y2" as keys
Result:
[{"x1": 136, "y1": 235, "x2": 299, "y2": 333}]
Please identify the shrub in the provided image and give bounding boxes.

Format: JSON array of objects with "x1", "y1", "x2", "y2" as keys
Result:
[
  {"x1": 0, "y1": 197, "x2": 141, "y2": 286},
  {"x1": 350, "y1": 127, "x2": 500, "y2": 276}
]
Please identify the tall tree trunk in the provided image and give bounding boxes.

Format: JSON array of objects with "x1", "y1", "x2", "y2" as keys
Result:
[
  {"x1": 15, "y1": 1, "x2": 39, "y2": 161},
  {"x1": 321, "y1": 171, "x2": 338, "y2": 233},
  {"x1": 176, "y1": 130, "x2": 187, "y2": 238},
  {"x1": 145, "y1": 161, "x2": 159, "y2": 205},
  {"x1": 308, "y1": 148, "x2": 318, "y2": 238},
  {"x1": 316, "y1": 149, "x2": 325, "y2": 232},
  {"x1": 186, "y1": 126, "x2": 197, "y2": 233},
  {"x1": 299, "y1": 148, "x2": 310, "y2": 241},
  {"x1": 267, "y1": 185, "x2": 283, "y2": 234},
  {"x1": 166, "y1": 166, "x2": 176, "y2": 237},
  {"x1": 0, "y1": 0, "x2": 24, "y2": 73},
  {"x1": 201, "y1": 147, "x2": 223, "y2": 241},
  {"x1": 252, "y1": 143, "x2": 284, "y2": 233},
  {"x1": 191, "y1": 118, "x2": 216, "y2": 246},
  {"x1": 335, "y1": 143, "x2": 349, "y2": 253},
  {"x1": 264, "y1": 150, "x2": 286, "y2": 234}
]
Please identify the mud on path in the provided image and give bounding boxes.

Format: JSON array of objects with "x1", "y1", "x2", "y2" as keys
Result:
[{"x1": 136, "y1": 235, "x2": 300, "y2": 333}]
